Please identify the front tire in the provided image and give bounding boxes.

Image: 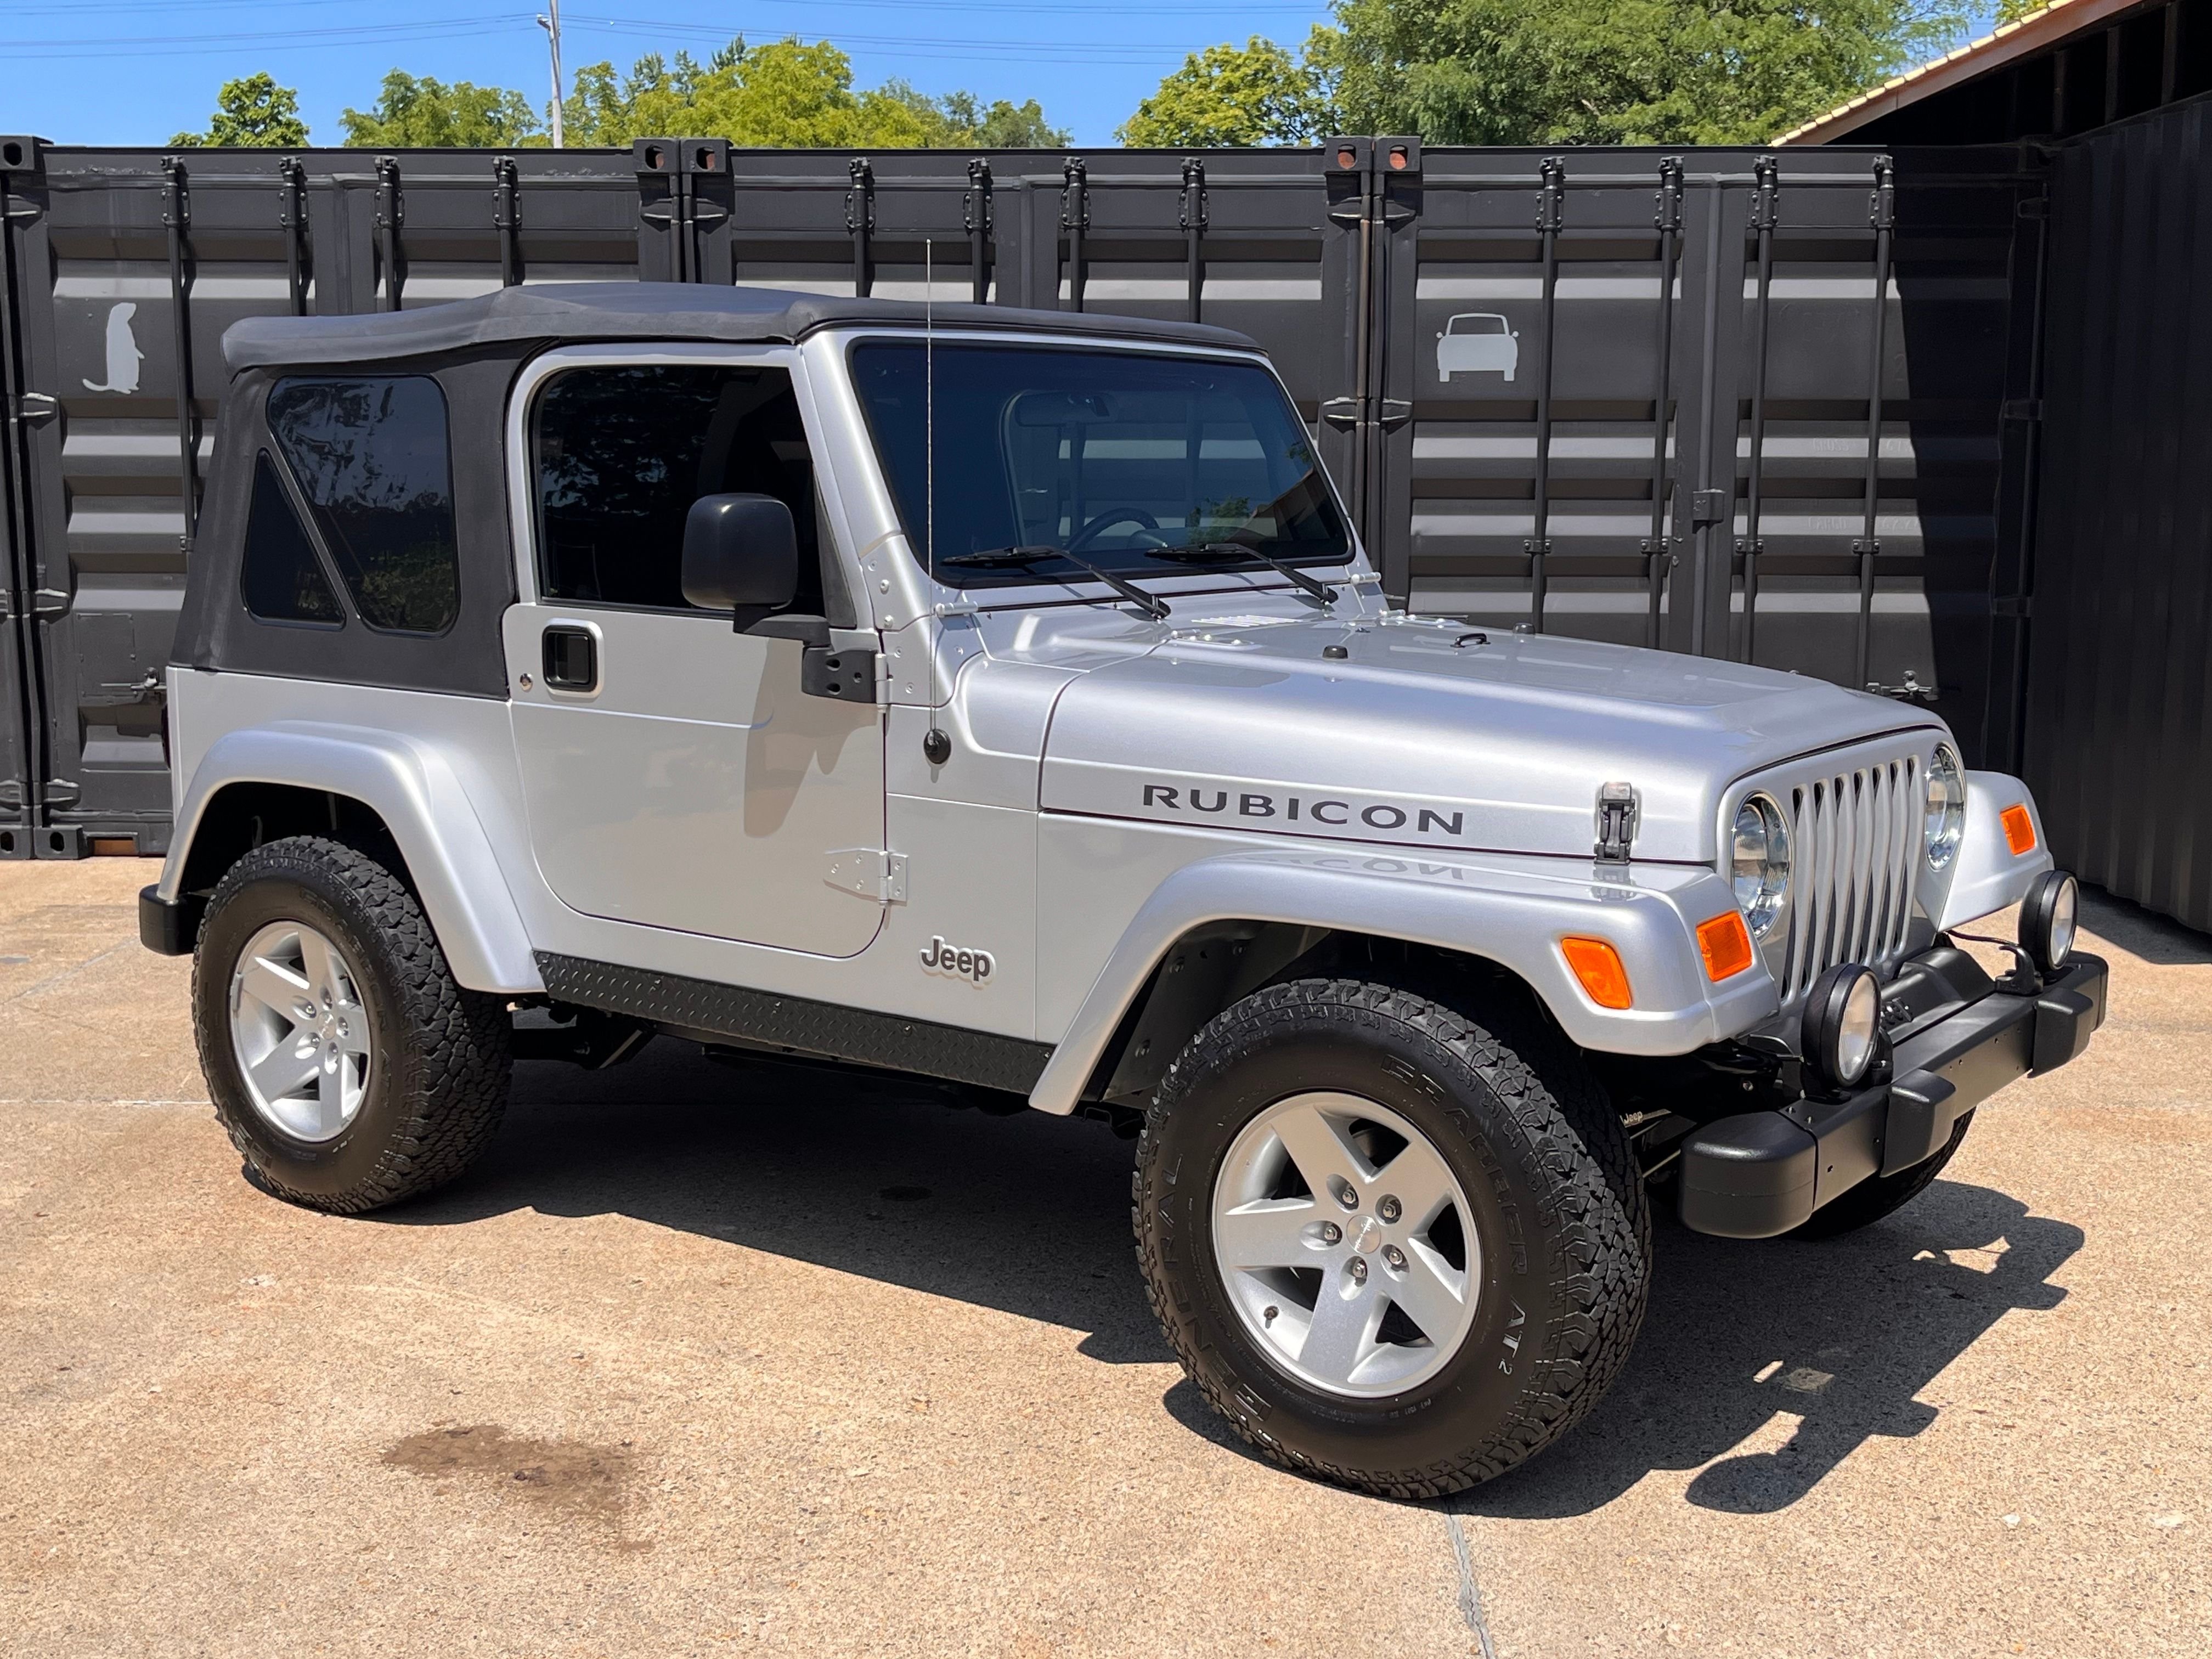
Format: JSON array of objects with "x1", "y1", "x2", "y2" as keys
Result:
[
  {"x1": 1134, "y1": 977, "x2": 1649, "y2": 1498},
  {"x1": 194, "y1": 836, "x2": 512, "y2": 1213}
]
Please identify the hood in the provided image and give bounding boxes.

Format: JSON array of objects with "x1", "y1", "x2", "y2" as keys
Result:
[{"x1": 1036, "y1": 612, "x2": 1943, "y2": 862}]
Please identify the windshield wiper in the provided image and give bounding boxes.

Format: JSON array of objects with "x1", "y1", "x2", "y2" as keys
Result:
[
  {"x1": 1147, "y1": 540, "x2": 1340, "y2": 604},
  {"x1": 936, "y1": 545, "x2": 1171, "y2": 620}
]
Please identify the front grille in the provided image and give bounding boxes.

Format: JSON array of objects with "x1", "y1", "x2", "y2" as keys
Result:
[{"x1": 1777, "y1": 752, "x2": 1922, "y2": 1003}]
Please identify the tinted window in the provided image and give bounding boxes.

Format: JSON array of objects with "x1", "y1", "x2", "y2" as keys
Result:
[
  {"x1": 240, "y1": 451, "x2": 342, "y2": 625},
  {"x1": 534, "y1": 365, "x2": 822, "y2": 613},
  {"x1": 849, "y1": 343, "x2": 1351, "y2": 590},
  {"x1": 266, "y1": 376, "x2": 460, "y2": 634}
]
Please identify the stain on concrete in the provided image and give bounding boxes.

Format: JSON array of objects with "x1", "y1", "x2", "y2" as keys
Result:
[{"x1": 381, "y1": 1424, "x2": 640, "y2": 1532}]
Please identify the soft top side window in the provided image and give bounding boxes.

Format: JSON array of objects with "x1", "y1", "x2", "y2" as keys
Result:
[
  {"x1": 240, "y1": 449, "x2": 343, "y2": 626},
  {"x1": 532, "y1": 364, "x2": 825, "y2": 616},
  {"x1": 266, "y1": 375, "x2": 461, "y2": 634}
]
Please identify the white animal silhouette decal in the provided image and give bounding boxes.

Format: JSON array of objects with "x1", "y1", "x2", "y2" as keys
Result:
[{"x1": 82, "y1": 302, "x2": 144, "y2": 393}]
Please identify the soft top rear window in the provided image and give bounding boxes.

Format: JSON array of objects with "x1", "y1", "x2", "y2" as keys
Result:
[{"x1": 266, "y1": 375, "x2": 460, "y2": 634}]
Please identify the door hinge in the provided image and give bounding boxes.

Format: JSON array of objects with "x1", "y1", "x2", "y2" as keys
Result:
[
  {"x1": 802, "y1": 642, "x2": 877, "y2": 702},
  {"x1": 1594, "y1": 781, "x2": 1639, "y2": 864},
  {"x1": 824, "y1": 848, "x2": 908, "y2": 905}
]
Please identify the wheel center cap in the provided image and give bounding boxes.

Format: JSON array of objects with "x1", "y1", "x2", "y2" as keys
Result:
[{"x1": 1352, "y1": 1215, "x2": 1384, "y2": 1255}]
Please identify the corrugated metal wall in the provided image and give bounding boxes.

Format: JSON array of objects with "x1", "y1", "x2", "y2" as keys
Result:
[
  {"x1": 0, "y1": 136, "x2": 2041, "y2": 856},
  {"x1": 2025, "y1": 95, "x2": 2212, "y2": 930}
]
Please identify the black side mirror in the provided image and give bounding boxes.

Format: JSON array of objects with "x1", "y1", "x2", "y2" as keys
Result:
[{"x1": 680, "y1": 493, "x2": 798, "y2": 612}]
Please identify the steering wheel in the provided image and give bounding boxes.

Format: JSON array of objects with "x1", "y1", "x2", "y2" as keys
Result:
[{"x1": 1068, "y1": 505, "x2": 1166, "y2": 552}]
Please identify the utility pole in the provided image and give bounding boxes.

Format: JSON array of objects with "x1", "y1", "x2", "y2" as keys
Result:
[{"x1": 537, "y1": 0, "x2": 565, "y2": 148}]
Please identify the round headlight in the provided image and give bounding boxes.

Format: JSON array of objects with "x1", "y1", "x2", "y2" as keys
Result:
[
  {"x1": 1730, "y1": 793, "x2": 1792, "y2": 940},
  {"x1": 2019, "y1": 870, "x2": 2079, "y2": 974},
  {"x1": 1804, "y1": 962, "x2": 1882, "y2": 1091},
  {"x1": 1925, "y1": 747, "x2": 1967, "y2": 870}
]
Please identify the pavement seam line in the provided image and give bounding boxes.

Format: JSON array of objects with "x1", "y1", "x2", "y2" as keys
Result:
[
  {"x1": 1446, "y1": 1513, "x2": 1497, "y2": 1657},
  {"x1": 4, "y1": 940, "x2": 136, "y2": 1005}
]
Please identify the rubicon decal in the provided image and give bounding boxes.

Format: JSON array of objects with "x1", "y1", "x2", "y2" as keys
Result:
[
  {"x1": 919, "y1": 936, "x2": 995, "y2": 983},
  {"x1": 1139, "y1": 781, "x2": 1469, "y2": 840}
]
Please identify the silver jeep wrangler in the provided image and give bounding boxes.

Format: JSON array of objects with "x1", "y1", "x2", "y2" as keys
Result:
[{"x1": 141, "y1": 284, "x2": 2107, "y2": 1496}]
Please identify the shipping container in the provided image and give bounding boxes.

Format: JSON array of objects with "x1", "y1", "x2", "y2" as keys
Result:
[
  {"x1": 2024, "y1": 96, "x2": 2212, "y2": 930},
  {"x1": 0, "y1": 136, "x2": 2042, "y2": 854}
]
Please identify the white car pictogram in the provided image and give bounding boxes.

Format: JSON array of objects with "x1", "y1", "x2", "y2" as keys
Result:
[{"x1": 1436, "y1": 312, "x2": 1518, "y2": 382}]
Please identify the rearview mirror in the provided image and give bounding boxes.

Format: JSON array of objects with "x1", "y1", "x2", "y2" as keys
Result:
[{"x1": 681, "y1": 493, "x2": 798, "y2": 612}]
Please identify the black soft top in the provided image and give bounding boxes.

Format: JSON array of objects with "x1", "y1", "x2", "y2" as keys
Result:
[{"x1": 221, "y1": 281, "x2": 1260, "y2": 372}]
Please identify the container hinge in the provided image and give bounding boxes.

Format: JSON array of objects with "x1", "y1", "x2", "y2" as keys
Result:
[
  {"x1": 1377, "y1": 398, "x2": 1412, "y2": 428},
  {"x1": 1319, "y1": 396, "x2": 1362, "y2": 428},
  {"x1": 2002, "y1": 397, "x2": 2042, "y2": 424},
  {"x1": 1750, "y1": 156, "x2": 1781, "y2": 231},
  {"x1": 824, "y1": 848, "x2": 908, "y2": 905},
  {"x1": 42, "y1": 777, "x2": 80, "y2": 808},
  {"x1": 9, "y1": 391, "x2": 57, "y2": 427},
  {"x1": 1690, "y1": 488, "x2": 1730, "y2": 529},
  {"x1": 29, "y1": 585, "x2": 68, "y2": 618},
  {"x1": 1993, "y1": 595, "x2": 2033, "y2": 619},
  {"x1": 1594, "y1": 782, "x2": 1639, "y2": 865}
]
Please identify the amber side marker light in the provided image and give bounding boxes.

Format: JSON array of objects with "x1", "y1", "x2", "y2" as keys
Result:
[
  {"x1": 1697, "y1": 911, "x2": 1755, "y2": 981},
  {"x1": 2001, "y1": 804, "x2": 2038, "y2": 856},
  {"x1": 1560, "y1": 937, "x2": 1633, "y2": 1009}
]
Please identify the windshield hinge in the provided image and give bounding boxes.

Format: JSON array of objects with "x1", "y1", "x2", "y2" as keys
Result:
[
  {"x1": 1594, "y1": 782, "x2": 1639, "y2": 864},
  {"x1": 824, "y1": 848, "x2": 908, "y2": 905}
]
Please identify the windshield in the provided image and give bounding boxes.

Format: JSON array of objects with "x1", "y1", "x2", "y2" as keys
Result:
[{"x1": 849, "y1": 341, "x2": 1353, "y2": 591}]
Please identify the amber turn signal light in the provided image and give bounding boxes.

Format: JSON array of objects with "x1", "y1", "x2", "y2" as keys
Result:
[
  {"x1": 1697, "y1": 911, "x2": 1755, "y2": 981},
  {"x1": 2001, "y1": 803, "x2": 2037, "y2": 855},
  {"x1": 1560, "y1": 936, "x2": 1633, "y2": 1009}
]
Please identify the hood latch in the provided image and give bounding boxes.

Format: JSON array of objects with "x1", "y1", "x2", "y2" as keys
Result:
[{"x1": 1594, "y1": 782, "x2": 1639, "y2": 864}]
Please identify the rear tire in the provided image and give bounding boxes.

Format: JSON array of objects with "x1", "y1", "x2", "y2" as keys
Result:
[
  {"x1": 1785, "y1": 1109, "x2": 1976, "y2": 1239},
  {"x1": 193, "y1": 836, "x2": 511, "y2": 1213},
  {"x1": 1133, "y1": 977, "x2": 1650, "y2": 1498}
]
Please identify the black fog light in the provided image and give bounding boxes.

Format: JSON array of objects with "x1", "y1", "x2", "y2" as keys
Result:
[
  {"x1": 1803, "y1": 962, "x2": 1882, "y2": 1092},
  {"x1": 2019, "y1": 871, "x2": 2079, "y2": 975}
]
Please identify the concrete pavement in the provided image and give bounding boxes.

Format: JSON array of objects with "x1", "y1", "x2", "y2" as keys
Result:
[{"x1": 1, "y1": 859, "x2": 2204, "y2": 1656}]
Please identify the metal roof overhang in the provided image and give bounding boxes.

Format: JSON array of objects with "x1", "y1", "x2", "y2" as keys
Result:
[{"x1": 1778, "y1": 0, "x2": 2154, "y2": 143}]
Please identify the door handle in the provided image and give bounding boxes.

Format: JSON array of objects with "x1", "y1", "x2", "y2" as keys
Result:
[{"x1": 541, "y1": 624, "x2": 599, "y2": 692}]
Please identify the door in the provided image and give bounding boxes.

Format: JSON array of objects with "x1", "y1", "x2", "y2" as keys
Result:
[{"x1": 504, "y1": 352, "x2": 885, "y2": 957}]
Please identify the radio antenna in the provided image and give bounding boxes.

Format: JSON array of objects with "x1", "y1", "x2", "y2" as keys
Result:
[
  {"x1": 923, "y1": 238, "x2": 951, "y2": 767},
  {"x1": 926, "y1": 235, "x2": 935, "y2": 583}
]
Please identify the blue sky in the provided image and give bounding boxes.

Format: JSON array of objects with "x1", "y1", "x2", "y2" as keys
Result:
[{"x1": 1, "y1": 0, "x2": 1338, "y2": 149}]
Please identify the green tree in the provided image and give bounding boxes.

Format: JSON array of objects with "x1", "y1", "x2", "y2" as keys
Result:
[
  {"x1": 1118, "y1": 37, "x2": 1334, "y2": 146},
  {"x1": 1314, "y1": 0, "x2": 1970, "y2": 145},
  {"x1": 1122, "y1": 1, "x2": 1969, "y2": 148},
  {"x1": 561, "y1": 37, "x2": 1068, "y2": 148},
  {"x1": 169, "y1": 72, "x2": 309, "y2": 148},
  {"x1": 340, "y1": 71, "x2": 544, "y2": 148}
]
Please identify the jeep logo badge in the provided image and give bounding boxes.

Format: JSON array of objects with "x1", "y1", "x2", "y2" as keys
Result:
[{"x1": 919, "y1": 935, "x2": 994, "y2": 983}]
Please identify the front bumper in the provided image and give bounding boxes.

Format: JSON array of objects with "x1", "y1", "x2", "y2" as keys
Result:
[{"x1": 1679, "y1": 948, "x2": 2109, "y2": 1239}]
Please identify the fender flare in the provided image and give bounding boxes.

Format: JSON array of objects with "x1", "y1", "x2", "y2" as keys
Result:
[
  {"x1": 1026, "y1": 847, "x2": 1778, "y2": 1115},
  {"x1": 1935, "y1": 770, "x2": 2057, "y2": 930},
  {"x1": 159, "y1": 722, "x2": 542, "y2": 995}
]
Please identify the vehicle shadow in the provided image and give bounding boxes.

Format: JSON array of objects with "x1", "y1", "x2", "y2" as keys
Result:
[
  {"x1": 376, "y1": 1042, "x2": 2083, "y2": 1514},
  {"x1": 1449, "y1": 1184, "x2": 2083, "y2": 1519},
  {"x1": 376, "y1": 1041, "x2": 1178, "y2": 1365}
]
